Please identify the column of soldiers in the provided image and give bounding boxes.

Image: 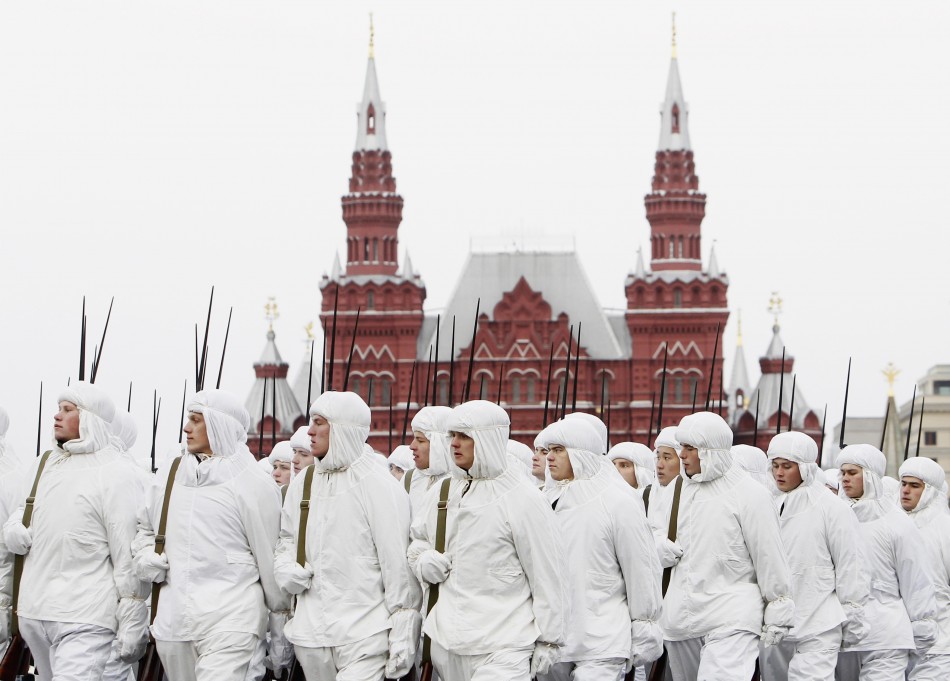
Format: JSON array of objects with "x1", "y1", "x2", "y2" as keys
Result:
[{"x1": 0, "y1": 379, "x2": 947, "y2": 681}]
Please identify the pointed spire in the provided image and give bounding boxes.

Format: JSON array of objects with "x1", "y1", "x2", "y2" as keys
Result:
[
  {"x1": 355, "y1": 16, "x2": 388, "y2": 152},
  {"x1": 658, "y1": 21, "x2": 690, "y2": 152},
  {"x1": 729, "y1": 310, "x2": 751, "y2": 415},
  {"x1": 707, "y1": 240, "x2": 720, "y2": 277},
  {"x1": 401, "y1": 251, "x2": 415, "y2": 279},
  {"x1": 330, "y1": 252, "x2": 343, "y2": 281},
  {"x1": 634, "y1": 246, "x2": 646, "y2": 278}
]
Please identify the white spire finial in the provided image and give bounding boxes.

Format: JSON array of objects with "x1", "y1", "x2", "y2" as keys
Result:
[{"x1": 369, "y1": 12, "x2": 375, "y2": 59}]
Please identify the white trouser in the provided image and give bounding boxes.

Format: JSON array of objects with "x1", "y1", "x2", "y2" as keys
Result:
[
  {"x1": 666, "y1": 630, "x2": 759, "y2": 681},
  {"x1": 540, "y1": 657, "x2": 627, "y2": 681},
  {"x1": 430, "y1": 639, "x2": 533, "y2": 681},
  {"x1": 294, "y1": 630, "x2": 388, "y2": 681},
  {"x1": 156, "y1": 631, "x2": 262, "y2": 681},
  {"x1": 759, "y1": 625, "x2": 841, "y2": 681},
  {"x1": 100, "y1": 655, "x2": 133, "y2": 681},
  {"x1": 19, "y1": 617, "x2": 115, "y2": 681},
  {"x1": 907, "y1": 652, "x2": 950, "y2": 681},
  {"x1": 835, "y1": 650, "x2": 909, "y2": 681}
]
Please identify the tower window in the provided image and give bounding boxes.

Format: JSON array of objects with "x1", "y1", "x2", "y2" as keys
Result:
[
  {"x1": 364, "y1": 238, "x2": 370, "y2": 262},
  {"x1": 678, "y1": 236, "x2": 684, "y2": 258},
  {"x1": 669, "y1": 241, "x2": 675, "y2": 258},
  {"x1": 372, "y1": 238, "x2": 378, "y2": 262},
  {"x1": 367, "y1": 104, "x2": 376, "y2": 134},
  {"x1": 367, "y1": 291, "x2": 375, "y2": 310},
  {"x1": 671, "y1": 103, "x2": 680, "y2": 134},
  {"x1": 673, "y1": 289, "x2": 682, "y2": 308}
]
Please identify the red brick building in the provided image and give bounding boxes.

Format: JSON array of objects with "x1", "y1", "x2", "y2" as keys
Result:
[{"x1": 307, "y1": 43, "x2": 731, "y2": 453}]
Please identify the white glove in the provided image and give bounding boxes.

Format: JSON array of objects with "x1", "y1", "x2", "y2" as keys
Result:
[
  {"x1": 133, "y1": 550, "x2": 169, "y2": 584},
  {"x1": 416, "y1": 550, "x2": 452, "y2": 585},
  {"x1": 274, "y1": 561, "x2": 314, "y2": 596},
  {"x1": 115, "y1": 598, "x2": 149, "y2": 663},
  {"x1": 657, "y1": 538, "x2": 683, "y2": 569},
  {"x1": 385, "y1": 609, "x2": 422, "y2": 678},
  {"x1": 912, "y1": 618, "x2": 938, "y2": 652},
  {"x1": 3, "y1": 521, "x2": 32, "y2": 556},
  {"x1": 530, "y1": 641, "x2": 560, "y2": 677},
  {"x1": 841, "y1": 603, "x2": 868, "y2": 647},
  {"x1": 264, "y1": 611, "x2": 293, "y2": 672},
  {"x1": 761, "y1": 624, "x2": 789, "y2": 647},
  {"x1": 630, "y1": 619, "x2": 663, "y2": 667}
]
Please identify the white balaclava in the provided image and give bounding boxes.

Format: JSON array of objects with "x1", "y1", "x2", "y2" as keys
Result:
[
  {"x1": 290, "y1": 425, "x2": 311, "y2": 452},
  {"x1": 767, "y1": 431, "x2": 821, "y2": 488},
  {"x1": 187, "y1": 389, "x2": 251, "y2": 459},
  {"x1": 445, "y1": 400, "x2": 510, "y2": 480},
  {"x1": 732, "y1": 444, "x2": 773, "y2": 490},
  {"x1": 532, "y1": 431, "x2": 553, "y2": 485},
  {"x1": 388, "y1": 445, "x2": 415, "y2": 472},
  {"x1": 0, "y1": 406, "x2": 14, "y2": 461},
  {"x1": 836, "y1": 444, "x2": 889, "y2": 522},
  {"x1": 268, "y1": 440, "x2": 295, "y2": 481},
  {"x1": 674, "y1": 411, "x2": 734, "y2": 483},
  {"x1": 899, "y1": 457, "x2": 949, "y2": 523},
  {"x1": 410, "y1": 406, "x2": 453, "y2": 477},
  {"x1": 539, "y1": 418, "x2": 606, "y2": 482},
  {"x1": 110, "y1": 410, "x2": 139, "y2": 454},
  {"x1": 822, "y1": 468, "x2": 840, "y2": 491},
  {"x1": 309, "y1": 391, "x2": 371, "y2": 472},
  {"x1": 607, "y1": 442, "x2": 657, "y2": 490},
  {"x1": 564, "y1": 412, "x2": 608, "y2": 453},
  {"x1": 881, "y1": 476, "x2": 901, "y2": 502},
  {"x1": 654, "y1": 426, "x2": 681, "y2": 454},
  {"x1": 56, "y1": 381, "x2": 118, "y2": 455},
  {"x1": 506, "y1": 439, "x2": 536, "y2": 483}
]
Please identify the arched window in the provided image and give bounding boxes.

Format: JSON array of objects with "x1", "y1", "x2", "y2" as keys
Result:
[
  {"x1": 372, "y1": 238, "x2": 378, "y2": 262},
  {"x1": 525, "y1": 376, "x2": 536, "y2": 403},
  {"x1": 673, "y1": 289, "x2": 682, "y2": 308},
  {"x1": 366, "y1": 377, "x2": 375, "y2": 406},
  {"x1": 364, "y1": 238, "x2": 370, "y2": 262},
  {"x1": 510, "y1": 376, "x2": 521, "y2": 403},
  {"x1": 674, "y1": 376, "x2": 684, "y2": 403},
  {"x1": 438, "y1": 377, "x2": 449, "y2": 407},
  {"x1": 669, "y1": 240, "x2": 675, "y2": 258},
  {"x1": 678, "y1": 236, "x2": 684, "y2": 258},
  {"x1": 367, "y1": 104, "x2": 376, "y2": 134},
  {"x1": 367, "y1": 291, "x2": 375, "y2": 310},
  {"x1": 671, "y1": 103, "x2": 680, "y2": 134}
]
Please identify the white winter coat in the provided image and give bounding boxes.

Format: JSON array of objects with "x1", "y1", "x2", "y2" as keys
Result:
[
  {"x1": 133, "y1": 390, "x2": 289, "y2": 641},
  {"x1": 0, "y1": 407, "x2": 23, "y2": 610},
  {"x1": 538, "y1": 420, "x2": 661, "y2": 662},
  {"x1": 4, "y1": 383, "x2": 148, "y2": 632},
  {"x1": 768, "y1": 431, "x2": 868, "y2": 640},
  {"x1": 900, "y1": 456, "x2": 950, "y2": 654},
  {"x1": 837, "y1": 444, "x2": 938, "y2": 652},
  {"x1": 408, "y1": 400, "x2": 565, "y2": 656},
  {"x1": 661, "y1": 412, "x2": 793, "y2": 641},
  {"x1": 275, "y1": 391, "x2": 421, "y2": 648}
]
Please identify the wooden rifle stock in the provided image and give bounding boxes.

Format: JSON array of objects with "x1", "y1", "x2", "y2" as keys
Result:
[{"x1": 0, "y1": 633, "x2": 32, "y2": 681}]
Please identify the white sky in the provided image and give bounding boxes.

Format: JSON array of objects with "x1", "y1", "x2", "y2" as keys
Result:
[{"x1": 1, "y1": 1, "x2": 948, "y2": 460}]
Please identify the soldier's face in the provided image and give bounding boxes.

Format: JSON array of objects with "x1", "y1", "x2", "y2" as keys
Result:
[
  {"x1": 292, "y1": 447, "x2": 313, "y2": 474},
  {"x1": 900, "y1": 476, "x2": 925, "y2": 512},
  {"x1": 546, "y1": 444, "x2": 574, "y2": 482},
  {"x1": 272, "y1": 460, "x2": 292, "y2": 485},
  {"x1": 451, "y1": 432, "x2": 475, "y2": 470},
  {"x1": 839, "y1": 464, "x2": 864, "y2": 498},
  {"x1": 532, "y1": 448, "x2": 547, "y2": 479},
  {"x1": 679, "y1": 443, "x2": 701, "y2": 477},
  {"x1": 771, "y1": 457, "x2": 803, "y2": 493},
  {"x1": 613, "y1": 459, "x2": 637, "y2": 488},
  {"x1": 410, "y1": 431, "x2": 430, "y2": 470},
  {"x1": 183, "y1": 412, "x2": 211, "y2": 456},
  {"x1": 308, "y1": 415, "x2": 331, "y2": 460},
  {"x1": 53, "y1": 401, "x2": 81, "y2": 443},
  {"x1": 655, "y1": 447, "x2": 680, "y2": 485}
]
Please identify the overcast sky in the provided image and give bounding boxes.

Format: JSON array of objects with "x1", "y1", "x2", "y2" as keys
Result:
[{"x1": 1, "y1": 1, "x2": 948, "y2": 461}]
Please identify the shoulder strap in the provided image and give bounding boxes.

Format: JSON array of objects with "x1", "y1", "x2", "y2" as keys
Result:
[
  {"x1": 281, "y1": 484, "x2": 288, "y2": 503},
  {"x1": 421, "y1": 478, "x2": 452, "y2": 666},
  {"x1": 661, "y1": 475, "x2": 684, "y2": 597},
  {"x1": 10, "y1": 450, "x2": 52, "y2": 637},
  {"x1": 642, "y1": 484, "x2": 652, "y2": 515},
  {"x1": 296, "y1": 465, "x2": 316, "y2": 567},
  {"x1": 150, "y1": 456, "x2": 183, "y2": 625},
  {"x1": 403, "y1": 467, "x2": 414, "y2": 493}
]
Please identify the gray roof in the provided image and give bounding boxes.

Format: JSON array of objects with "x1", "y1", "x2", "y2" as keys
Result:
[
  {"x1": 244, "y1": 331, "x2": 304, "y2": 432},
  {"x1": 419, "y1": 251, "x2": 628, "y2": 361},
  {"x1": 658, "y1": 57, "x2": 691, "y2": 151},
  {"x1": 291, "y1": 343, "x2": 321, "y2": 414},
  {"x1": 742, "y1": 326, "x2": 813, "y2": 429},
  {"x1": 624, "y1": 269, "x2": 729, "y2": 287},
  {"x1": 729, "y1": 341, "x2": 752, "y2": 399}
]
